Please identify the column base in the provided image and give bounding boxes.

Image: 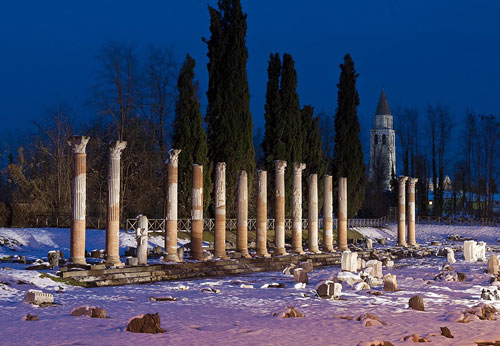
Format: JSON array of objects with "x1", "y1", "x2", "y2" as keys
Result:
[
  {"x1": 255, "y1": 251, "x2": 271, "y2": 258},
  {"x1": 308, "y1": 248, "x2": 321, "y2": 254},
  {"x1": 323, "y1": 247, "x2": 334, "y2": 252},
  {"x1": 397, "y1": 242, "x2": 408, "y2": 247},
  {"x1": 164, "y1": 253, "x2": 180, "y2": 262},
  {"x1": 106, "y1": 256, "x2": 124, "y2": 267},
  {"x1": 69, "y1": 257, "x2": 87, "y2": 265},
  {"x1": 239, "y1": 251, "x2": 252, "y2": 259},
  {"x1": 214, "y1": 252, "x2": 229, "y2": 260},
  {"x1": 337, "y1": 246, "x2": 349, "y2": 252},
  {"x1": 292, "y1": 248, "x2": 305, "y2": 255},
  {"x1": 190, "y1": 252, "x2": 203, "y2": 261},
  {"x1": 274, "y1": 248, "x2": 288, "y2": 256}
]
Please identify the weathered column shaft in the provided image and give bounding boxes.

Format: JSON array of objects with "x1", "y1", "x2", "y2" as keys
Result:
[
  {"x1": 68, "y1": 136, "x2": 90, "y2": 265},
  {"x1": 191, "y1": 164, "x2": 203, "y2": 260},
  {"x1": 407, "y1": 177, "x2": 418, "y2": 246},
  {"x1": 256, "y1": 170, "x2": 270, "y2": 257},
  {"x1": 236, "y1": 170, "x2": 250, "y2": 257},
  {"x1": 338, "y1": 177, "x2": 348, "y2": 251},
  {"x1": 292, "y1": 163, "x2": 306, "y2": 254},
  {"x1": 308, "y1": 174, "x2": 320, "y2": 253},
  {"x1": 323, "y1": 175, "x2": 334, "y2": 252},
  {"x1": 397, "y1": 176, "x2": 409, "y2": 247},
  {"x1": 165, "y1": 149, "x2": 181, "y2": 262},
  {"x1": 274, "y1": 160, "x2": 287, "y2": 255},
  {"x1": 136, "y1": 215, "x2": 148, "y2": 265},
  {"x1": 214, "y1": 162, "x2": 227, "y2": 258}
]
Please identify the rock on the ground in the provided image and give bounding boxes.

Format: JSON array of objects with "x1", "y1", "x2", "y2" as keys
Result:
[
  {"x1": 446, "y1": 248, "x2": 456, "y2": 264},
  {"x1": 127, "y1": 313, "x2": 165, "y2": 334},
  {"x1": 409, "y1": 295, "x2": 425, "y2": 311},
  {"x1": 315, "y1": 280, "x2": 341, "y2": 299},
  {"x1": 355, "y1": 313, "x2": 388, "y2": 327},
  {"x1": 353, "y1": 282, "x2": 370, "y2": 291},
  {"x1": 299, "y1": 261, "x2": 313, "y2": 273},
  {"x1": 440, "y1": 326, "x2": 453, "y2": 338},
  {"x1": 70, "y1": 306, "x2": 107, "y2": 318},
  {"x1": 488, "y1": 255, "x2": 499, "y2": 275},
  {"x1": 364, "y1": 260, "x2": 383, "y2": 279},
  {"x1": 23, "y1": 314, "x2": 39, "y2": 321},
  {"x1": 272, "y1": 306, "x2": 304, "y2": 318},
  {"x1": 337, "y1": 271, "x2": 363, "y2": 286},
  {"x1": 293, "y1": 268, "x2": 309, "y2": 284},
  {"x1": 382, "y1": 274, "x2": 397, "y2": 292}
]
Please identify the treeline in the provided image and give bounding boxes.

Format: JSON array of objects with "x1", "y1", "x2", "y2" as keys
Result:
[{"x1": 0, "y1": 0, "x2": 498, "y2": 227}]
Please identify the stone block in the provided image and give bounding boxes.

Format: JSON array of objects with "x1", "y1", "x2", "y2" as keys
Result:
[
  {"x1": 24, "y1": 289, "x2": 54, "y2": 305},
  {"x1": 464, "y1": 240, "x2": 477, "y2": 262},
  {"x1": 383, "y1": 274, "x2": 397, "y2": 291},
  {"x1": 446, "y1": 248, "x2": 456, "y2": 264},
  {"x1": 341, "y1": 251, "x2": 358, "y2": 273},
  {"x1": 315, "y1": 280, "x2": 341, "y2": 299},
  {"x1": 293, "y1": 268, "x2": 309, "y2": 284},
  {"x1": 364, "y1": 260, "x2": 383, "y2": 279},
  {"x1": 127, "y1": 313, "x2": 165, "y2": 334},
  {"x1": 127, "y1": 257, "x2": 139, "y2": 266},
  {"x1": 299, "y1": 261, "x2": 314, "y2": 273}
]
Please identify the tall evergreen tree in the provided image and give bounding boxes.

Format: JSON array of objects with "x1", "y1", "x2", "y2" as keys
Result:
[
  {"x1": 204, "y1": 0, "x2": 255, "y2": 216},
  {"x1": 262, "y1": 53, "x2": 283, "y2": 165},
  {"x1": 333, "y1": 54, "x2": 366, "y2": 217},
  {"x1": 172, "y1": 55, "x2": 211, "y2": 217},
  {"x1": 302, "y1": 105, "x2": 325, "y2": 178}
]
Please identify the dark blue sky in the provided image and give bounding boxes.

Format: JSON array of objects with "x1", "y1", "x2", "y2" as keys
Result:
[{"x1": 1, "y1": 1, "x2": 499, "y2": 152}]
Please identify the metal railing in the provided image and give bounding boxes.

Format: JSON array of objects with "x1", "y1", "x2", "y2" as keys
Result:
[
  {"x1": 417, "y1": 216, "x2": 500, "y2": 227},
  {"x1": 125, "y1": 216, "x2": 390, "y2": 233},
  {"x1": 35, "y1": 215, "x2": 105, "y2": 229}
]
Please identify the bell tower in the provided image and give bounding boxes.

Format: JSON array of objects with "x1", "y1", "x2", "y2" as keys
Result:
[{"x1": 369, "y1": 89, "x2": 396, "y2": 190}]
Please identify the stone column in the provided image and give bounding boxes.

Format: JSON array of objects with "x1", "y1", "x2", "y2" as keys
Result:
[
  {"x1": 236, "y1": 171, "x2": 250, "y2": 258},
  {"x1": 337, "y1": 177, "x2": 348, "y2": 251},
  {"x1": 136, "y1": 215, "x2": 148, "y2": 265},
  {"x1": 397, "y1": 176, "x2": 409, "y2": 247},
  {"x1": 67, "y1": 136, "x2": 90, "y2": 265},
  {"x1": 308, "y1": 174, "x2": 320, "y2": 253},
  {"x1": 407, "y1": 177, "x2": 418, "y2": 246},
  {"x1": 214, "y1": 162, "x2": 227, "y2": 258},
  {"x1": 165, "y1": 149, "x2": 181, "y2": 262},
  {"x1": 256, "y1": 170, "x2": 270, "y2": 257},
  {"x1": 191, "y1": 164, "x2": 203, "y2": 260},
  {"x1": 106, "y1": 140, "x2": 126, "y2": 266},
  {"x1": 274, "y1": 160, "x2": 287, "y2": 255},
  {"x1": 323, "y1": 175, "x2": 334, "y2": 252},
  {"x1": 292, "y1": 163, "x2": 306, "y2": 254}
]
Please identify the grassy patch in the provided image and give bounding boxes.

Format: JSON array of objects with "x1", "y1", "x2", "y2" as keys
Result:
[{"x1": 39, "y1": 273, "x2": 91, "y2": 288}]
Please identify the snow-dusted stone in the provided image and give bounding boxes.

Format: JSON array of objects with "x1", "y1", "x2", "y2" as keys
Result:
[
  {"x1": 272, "y1": 306, "x2": 304, "y2": 318},
  {"x1": 475, "y1": 242, "x2": 486, "y2": 261},
  {"x1": 385, "y1": 260, "x2": 394, "y2": 268},
  {"x1": 127, "y1": 313, "x2": 165, "y2": 333},
  {"x1": 47, "y1": 250, "x2": 60, "y2": 269},
  {"x1": 357, "y1": 258, "x2": 366, "y2": 271},
  {"x1": 464, "y1": 240, "x2": 477, "y2": 262},
  {"x1": 24, "y1": 290, "x2": 53, "y2": 305},
  {"x1": 70, "y1": 306, "x2": 107, "y2": 318},
  {"x1": 488, "y1": 255, "x2": 499, "y2": 275},
  {"x1": 365, "y1": 260, "x2": 383, "y2": 279},
  {"x1": 337, "y1": 271, "x2": 363, "y2": 286},
  {"x1": 23, "y1": 314, "x2": 38, "y2": 321},
  {"x1": 136, "y1": 221, "x2": 148, "y2": 265},
  {"x1": 366, "y1": 238, "x2": 373, "y2": 249},
  {"x1": 353, "y1": 282, "x2": 370, "y2": 291},
  {"x1": 446, "y1": 248, "x2": 456, "y2": 264},
  {"x1": 382, "y1": 274, "x2": 397, "y2": 291},
  {"x1": 126, "y1": 256, "x2": 138, "y2": 266},
  {"x1": 315, "y1": 280, "x2": 341, "y2": 299},
  {"x1": 408, "y1": 295, "x2": 424, "y2": 311},
  {"x1": 293, "y1": 268, "x2": 309, "y2": 284},
  {"x1": 299, "y1": 261, "x2": 314, "y2": 273},
  {"x1": 283, "y1": 264, "x2": 296, "y2": 275},
  {"x1": 341, "y1": 251, "x2": 358, "y2": 273}
]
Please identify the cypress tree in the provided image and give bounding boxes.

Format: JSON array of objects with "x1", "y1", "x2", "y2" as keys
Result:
[
  {"x1": 172, "y1": 54, "x2": 211, "y2": 217},
  {"x1": 204, "y1": 0, "x2": 255, "y2": 216},
  {"x1": 333, "y1": 54, "x2": 366, "y2": 217},
  {"x1": 302, "y1": 105, "x2": 325, "y2": 179}
]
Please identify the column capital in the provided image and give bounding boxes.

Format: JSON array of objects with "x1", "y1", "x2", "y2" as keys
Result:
[
  {"x1": 398, "y1": 176, "x2": 409, "y2": 184},
  {"x1": 308, "y1": 173, "x2": 317, "y2": 183},
  {"x1": 293, "y1": 162, "x2": 306, "y2": 174},
  {"x1": 67, "y1": 136, "x2": 90, "y2": 154},
  {"x1": 167, "y1": 149, "x2": 182, "y2": 166},
  {"x1": 216, "y1": 161, "x2": 226, "y2": 173},
  {"x1": 408, "y1": 177, "x2": 419, "y2": 186},
  {"x1": 274, "y1": 160, "x2": 287, "y2": 173},
  {"x1": 109, "y1": 140, "x2": 127, "y2": 158}
]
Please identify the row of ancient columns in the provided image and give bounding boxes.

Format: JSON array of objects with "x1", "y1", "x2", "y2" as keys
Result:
[
  {"x1": 397, "y1": 176, "x2": 419, "y2": 247},
  {"x1": 66, "y1": 138, "x2": 350, "y2": 264},
  {"x1": 67, "y1": 136, "x2": 126, "y2": 266},
  {"x1": 185, "y1": 159, "x2": 348, "y2": 261}
]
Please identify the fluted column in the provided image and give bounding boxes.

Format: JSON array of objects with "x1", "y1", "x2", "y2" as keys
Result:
[
  {"x1": 407, "y1": 177, "x2": 418, "y2": 246},
  {"x1": 256, "y1": 170, "x2": 270, "y2": 257},
  {"x1": 236, "y1": 171, "x2": 250, "y2": 257},
  {"x1": 68, "y1": 136, "x2": 90, "y2": 265},
  {"x1": 136, "y1": 215, "x2": 148, "y2": 265},
  {"x1": 338, "y1": 177, "x2": 348, "y2": 251},
  {"x1": 165, "y1": 149, "x2": 181, "y2": 262},
  {"x1": 274, "y1": 160, "x2": 287, "y2": 255},
  {"x1": 292, "y1": 163, "x2": 306, "y2": 254},
  {"x1": 190, "y1": 164, "x2": 203, "y2": 260},
  {"x1": 397, "y1": 176, "x2": 409, "y2": 247},
  {"x1": 214, "y1": 162, "x2": 227, "y2": 258},
  {"x1": 323, "y1": 175, "x2": 334, "y2": 252},
  {"x1": 106, "y1": 140, "x2": 126, "y2": 266},
  {"x1": 308, "y1": 174, "x2": 320, "y2": 253}
]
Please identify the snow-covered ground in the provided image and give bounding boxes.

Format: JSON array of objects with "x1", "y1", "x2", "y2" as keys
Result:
[{"x1": 0, "y1": 225, "x2": 500, "y2": 345}]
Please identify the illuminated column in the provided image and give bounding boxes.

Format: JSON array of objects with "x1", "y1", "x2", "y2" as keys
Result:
[
  {"x1": 165, "y1": 149, "x2": 181, "y2": 262},
  {"x1": 323, "y1": 175, "x2": 334, "y2": 252},
  {"x1": 190, "y1": 164, "x2": 203, "y2": 260},
  {"x1": 407, "y1": 177, "x2": 419, "y2": 246},
  {"x1": 236, "y1": 170, "x2": 250, "y2": 257},
  {"x1": 106, "y1": 140, "x2": 126, "y2": 266},
  {"x1": 292, "y1": 163, "x2": 306, "y2": 254},
  {"x1": 214, "y1": 162, "x2": 227, "y2": 258},
  {"x1": 397, "y1": 176, "x2": 409, "y2": 247},
  {"x1": 274, "y1": 160, "x2": 288, "y2": 255},
  {"x1": 68, "y1": 136, "x2": 90, "y2": 265},
  {"x1": 308, "y1": 174, "x2": 320, "y2": 253},
  {"x1": 256, "y1": 170, "x2": 270, "y2": 257},
  {"x1": 337, "y1": 177, "x2": 348, "y2": 251}
]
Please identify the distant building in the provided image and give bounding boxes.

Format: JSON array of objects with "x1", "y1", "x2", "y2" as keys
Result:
[{"x1": 369, "y1": 89, "x2": 396, "y2": 191}]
